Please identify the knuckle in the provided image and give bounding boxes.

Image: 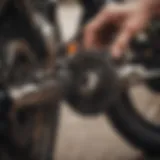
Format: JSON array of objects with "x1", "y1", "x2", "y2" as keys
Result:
[{"x1": 125, "y1": 22, "x2": 138, "y2": 33}]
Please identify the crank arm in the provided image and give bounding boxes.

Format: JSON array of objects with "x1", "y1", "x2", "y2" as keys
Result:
[
  {"x1": 118, "y1": 64, "x2": 160, "y2": 85},
  {"x1": 8, "y1": 79, "x2": 61, "y2": 110}
]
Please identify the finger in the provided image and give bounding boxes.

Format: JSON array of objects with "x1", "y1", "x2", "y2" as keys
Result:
[
  {"x1": 83, "y1": 3, "x2": 130, "y2": 48},
  {"x1": 111, "y1": 16, "x2": 148, "y2": 58},
  {"x1": 83, "y1": 8, "x2": 113, "y2": 48}
]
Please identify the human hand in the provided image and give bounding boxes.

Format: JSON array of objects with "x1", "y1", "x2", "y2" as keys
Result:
[{"x1": 84, "y1": 0, "x2": 158, "y2": 58}]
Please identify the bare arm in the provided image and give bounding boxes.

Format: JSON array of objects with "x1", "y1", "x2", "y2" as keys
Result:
[{"x1": 84, "y1": 0, "x2": 160, "y2": 58}]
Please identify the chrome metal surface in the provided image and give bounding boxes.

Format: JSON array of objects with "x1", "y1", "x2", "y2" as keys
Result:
[
  {"x1": 9, "y1": 79, "x2": 60, "y2": 110},
  {"x1": 118, "y1": 65, "x2": 160, "y2": 82}
]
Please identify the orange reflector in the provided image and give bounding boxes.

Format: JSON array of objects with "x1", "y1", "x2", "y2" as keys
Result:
[{"x1": 67, "y1": 42, "x2": 78, "y2": 55}]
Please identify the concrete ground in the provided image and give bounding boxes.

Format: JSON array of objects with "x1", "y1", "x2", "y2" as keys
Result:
[{"x1": 53, "y1": 4, "x2": 160, "y2": 160}]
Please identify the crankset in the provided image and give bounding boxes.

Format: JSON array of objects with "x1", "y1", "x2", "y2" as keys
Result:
[{"x1": 57, "y1": 48, "x2": 160, "y2": 155}]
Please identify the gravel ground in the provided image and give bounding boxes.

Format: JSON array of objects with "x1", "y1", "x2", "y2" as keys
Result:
[{"x1": 53, "y1": 4, "x2": 160, "y2": 160}]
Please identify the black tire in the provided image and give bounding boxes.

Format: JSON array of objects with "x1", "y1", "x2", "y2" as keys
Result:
[{"x1": 106, "y1": 91, "x2": 160, "y2": 155}]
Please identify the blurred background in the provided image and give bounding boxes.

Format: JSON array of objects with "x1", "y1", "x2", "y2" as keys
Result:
[{"x1": 0, "y1": 0, "x2": 159, "y2": 160}]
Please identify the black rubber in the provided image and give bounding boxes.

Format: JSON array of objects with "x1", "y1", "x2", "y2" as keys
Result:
[
  {"x1": 107, "y1": 91, "x2": 160, "y2": 155},
  {"x1": 62, "y1": 51, "x2": 119, "y2": 115}
]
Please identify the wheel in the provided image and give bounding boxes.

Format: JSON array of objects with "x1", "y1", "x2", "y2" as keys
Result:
[
  {"x1": 106, "y1": 89, "x2": 160, "y2": 155},
  {"x1": 103, "y1": 18, "x2": 160, "y2": 155},
  {"x1": 46, "y1": 0, "x2": 62, "y2": 43}
]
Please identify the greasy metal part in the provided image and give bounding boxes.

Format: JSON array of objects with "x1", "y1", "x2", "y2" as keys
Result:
[
  {"x1": 33, "y1": 13, "x2": 56, "y2": 70},
  {"x1": 14, "y1": 0, "x2": 56, "y2": 71},
  {"x1": 9, "y1": 79, "x2": 61, "y2": 110},
  {"x1": 2, "y1": 38, "x2": 57, "y2": 110},
  {"x1": 6, "y1": 40, "x2": 38, "y2": 65},
  {"x1": 4, "y1": 40, "x2": 38, "y2": 81},
  {"x1": 118, "y1": 64, "x2": 160, "y2": 86}
]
